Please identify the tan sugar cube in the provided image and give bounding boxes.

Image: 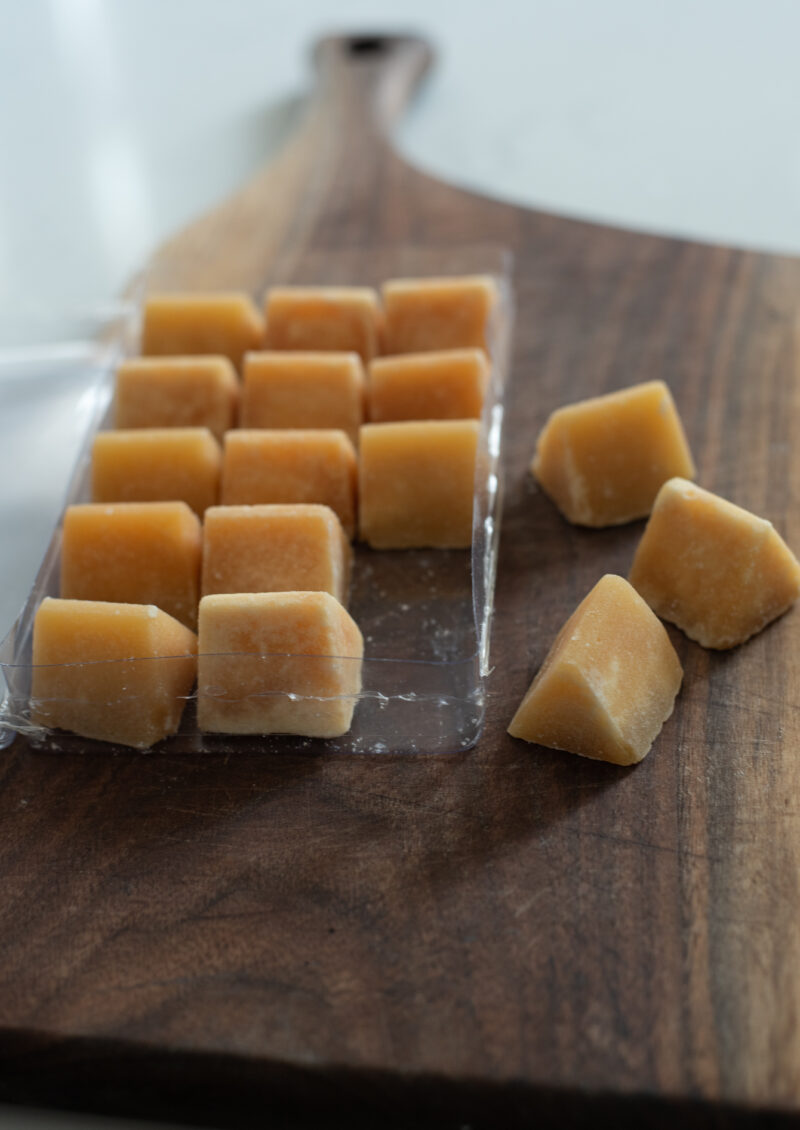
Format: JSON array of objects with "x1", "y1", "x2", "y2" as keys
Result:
[
  {"x1": 221, "y1": 429, "x2": 357, "y2": 538},
  {"x1": 91, "y1": 428, "x2": 221, "y2": 516},
  {"x1": 31, "y1": 598, "x2": 197, "y2": 749},
  {"x1": 532, "y1": 380, "x2": 695, "y2": 527},
  {"x1": 368, "y1": 348, "x2": 489, "y2": 423},
  {"x1": 114, "y1": 356, "x2": 238, "y2": 440},
  {"x1": 241, "y1": 351, "x2": 365, "y2": 444},
  {"x1": 381, "y1": 276, "x2": 497, "y2": 355},
  {"x1": 508, "y1": 574, "x2": 682, "y2": 765},
  {"x1": 264, "y1": 287, "x2": 381, "y2": 362},
  {"x1": 142, "y1": 293, "x2": 264, "y2": 371},
  {"x1": 197, "y1": 591, "x2": 363, "y2": 738},
  {"x1": 60, "y1": 501, "x2": 202, "y2": 629},
  {"x1": 202, "y1": 504, "x2": 351, "y2": 605},
  {"x1": 359, "y1": 420, "x2": 479, "y2": 549},
  {"x1": 629, "y1": 478, "x2": 800, "y2": 649}
]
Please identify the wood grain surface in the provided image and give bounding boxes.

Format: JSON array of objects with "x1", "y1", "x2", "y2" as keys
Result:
[{"x1": 3, "y1": 33, "x2": 800, "y2": 1128}]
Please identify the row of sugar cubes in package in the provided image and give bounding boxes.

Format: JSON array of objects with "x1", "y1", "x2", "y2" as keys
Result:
[{"x1": 29, "y1": 277, "x2": 502, "y2": 749}]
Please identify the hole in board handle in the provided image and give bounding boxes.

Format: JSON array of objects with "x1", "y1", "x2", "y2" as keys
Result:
[{"x1": 347, "y1": 36, "x2": 388, "y2": 56}]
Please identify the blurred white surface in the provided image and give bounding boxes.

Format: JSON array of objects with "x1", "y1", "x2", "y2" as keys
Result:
[
  {"x1": 1, "y1": 1, "x2": 799, "y2": 1126},
  {"x1": 2, "y1": 0, "x2": 800, "y2": 312}
]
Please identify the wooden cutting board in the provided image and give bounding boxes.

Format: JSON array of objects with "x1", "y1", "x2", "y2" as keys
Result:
[{"x1": 2, "y1": 34, "x2": 800, "y2": 1128}]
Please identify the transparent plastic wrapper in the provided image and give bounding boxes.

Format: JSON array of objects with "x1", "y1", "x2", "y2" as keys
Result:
[{"x1": 0, "y1": 245, "x2": 513, "y2": 754}]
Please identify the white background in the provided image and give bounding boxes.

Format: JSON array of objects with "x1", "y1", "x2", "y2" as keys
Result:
[
  {"x1": 2, "y1": 0, "x2": 800, "y2": 312},
  {"x1": 1, "y1": 0, "x2": 799, "y2": 1126}
]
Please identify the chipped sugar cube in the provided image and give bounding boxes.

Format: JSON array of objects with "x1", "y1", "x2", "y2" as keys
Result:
[
  {"x1": 263, "y1": 287, "x2": 381, "y2": 362},
  {"x1": 629, "y1": 478, "x2": 800, "y2": 648},
  {"x1": 201, "y1": 504, "x2": 351, "y2": 605},
  {"x1": 221, "y1": 429, "x2": 357, "y2": 539},
  {"x1": 508, "y1": 574, "x2": 683, "y2": 766},
  {"x1": 368, "y1": 348, "x2": 488, "y2": 423},
  {"x1": 241, "y1": 351, "x2": 365, "y2": 444},
  {"x1": 114, "y1": 356, "x2": 238, "y2": 440},
  {"x1": 532, "y1": 381, "x2": 695, "y2": 527},
  {"x1": 60, "y1": 501, "x2": 202, "y2": 629},
  {"x1": 31, "y1": 598, "x2": 197, "y2": 749},
  {"x1": 91, "y1": 428, "x2": 222, "y2": 516},
  {"x1": 197, "y1": 591, "x2": 363, "y2": 738},
  {"x1": 359, "y1": 419, "x2": 479, "y2": 549},
  {"x1": 381, "y1": 276, "x2": 497, "y2": 355},
  {"x1": 142, "y1": 292, "x2": 264, "y2": 371}
]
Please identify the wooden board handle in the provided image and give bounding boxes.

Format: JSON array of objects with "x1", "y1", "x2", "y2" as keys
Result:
[
  {"x1": 310, "y1": 33, "x2": 435, "y2": 140},
  {"x1": 144, "y1": 32, "x2": 437, "y2": 288}
]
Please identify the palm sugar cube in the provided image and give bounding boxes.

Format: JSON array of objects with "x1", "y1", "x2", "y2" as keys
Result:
[
  {"x1": 142, "y1": 292, "x2": 264, "y2": 371},
  {"x1": 197, "y1": 591, "x2": 363, "y2": 738},
  {"x1": 91, "y1": 428, "x2": 222, "y2": 516},
  {"x1": 60, "y1": 501, "x2": 202, "y2": 629},
  {"x1": 359, "y1": 419, "x2": 479, "y2": 549},
  {"x1": 202, "y1": 504, "x2": 351, "y2": 605},
  {"x1": 31, "y1": 598, "x2": 197, "y2": 749},
  {"x1": 241, "y1": 351, "x2": 365, "y2": 444},
  {"x1": 221, "y1": 429, "x2": 358, "y2": 538},
  {"x1": 368, "y1": 348, "x2": 489, "y2": 423},
  {"x1": 263, "y1": 287, "x2": 381, "y2": 362},
  {"x1": 629, "y1": 478, "x2": 800, "y2": 649},
  {"x1": 381, "y1": 276, "x2": 498, "y2": 355},
  {"x1": 508, "y1": 574, "x2": 682, "y2": 765},
  {"x1": 114, "y1": 356, "x2": 238, "y2": 440},
  {"x1": 532, "y1": 380, "x2": 695, "y2": 527}
]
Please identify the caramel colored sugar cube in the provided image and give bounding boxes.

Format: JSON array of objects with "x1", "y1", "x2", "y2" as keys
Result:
[
  {"x1": 60, "y1": 502, "x2": 202, "y2": 629},
  {"x1": 114, "y1": 356, "x2": 238, "y2": 440},
  {"x1": 381, "y1": 276, "x2": 497, "y2": 355},
  {"x1": 629, "y1": 478, "x2": 800, "y2": 649},
  {"x1": 359, "y1": 420, "x2": 479, "y2": 549},
  {"x1": 532, "y1": 380, "x2": 695, "y2": 527},
  {"x1": 202, "y1": 504, "x2": 351, "y2": 605},
  {"x1": 264, "y1": 287, "x2": 381, "y2": 363},
  {"x1": 221, "y1": 430, "x2": 357, "y2": 538},
  {"x1": 142, "y1": 293, "x2": 264, "y2": 370},
  {"x1": 91, "y1": 428, "x2": 222, "y2": 516},
  {"x1": 508, "y1": 574, "x2": 682, "y2": 765},
  {"x1": 197, "y1": 591, "x2": 363, "y2": 738},
  {"x1": 368, "y1": 348, "x2": 489, "y2": 423},
  {"x1": 241, "y1": 351, "x2": 365, "y2": 444},
  {"x1": 31, "y1": 598, "x2": 197, "y2": 749}
]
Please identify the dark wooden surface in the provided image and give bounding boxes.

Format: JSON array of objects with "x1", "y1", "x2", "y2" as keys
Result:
[{"x1": 3, "y1": 33, "x2": 800, "y2": 1128}]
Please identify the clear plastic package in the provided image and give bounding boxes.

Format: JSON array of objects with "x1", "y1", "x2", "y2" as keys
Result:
[{"x1": 0, "y1": 246, "x2": 513, "y2": 754}]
